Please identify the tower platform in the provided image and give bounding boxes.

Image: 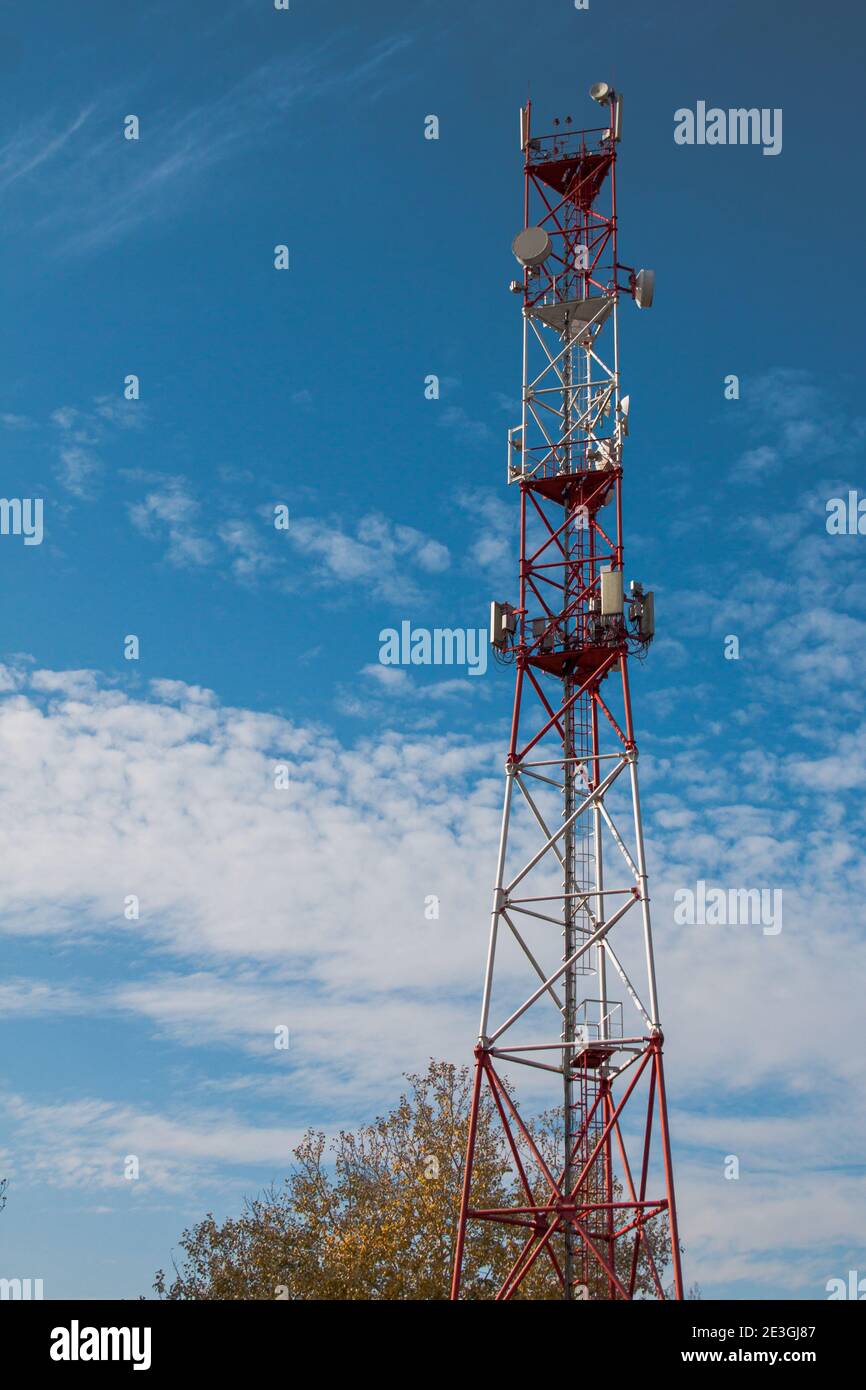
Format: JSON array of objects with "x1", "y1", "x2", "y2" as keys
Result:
[{"x1": 523, "y1": 467, "x2": 619, "y2": 513}]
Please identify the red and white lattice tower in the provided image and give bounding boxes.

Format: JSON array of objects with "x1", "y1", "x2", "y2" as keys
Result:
[{"x1": 451, "y1": 86, "x2": 683, "y2": 1301}]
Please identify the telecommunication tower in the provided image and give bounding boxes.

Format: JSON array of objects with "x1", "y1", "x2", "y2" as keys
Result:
[{"x1": 451, "y1": 85, "x2": 683, "y2": 1301}]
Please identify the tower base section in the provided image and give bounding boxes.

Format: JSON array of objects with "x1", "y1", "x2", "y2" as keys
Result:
[{"x1": 450, "y1": 1038, "x2": 683, "y2": 1301}]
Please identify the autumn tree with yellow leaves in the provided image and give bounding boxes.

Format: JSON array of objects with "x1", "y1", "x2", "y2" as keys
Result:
[{"x1": 154, "y1": 1060, "x2": 676, "y2": 1300}]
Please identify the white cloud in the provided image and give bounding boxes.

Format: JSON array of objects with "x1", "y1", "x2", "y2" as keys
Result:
[
  {"x1": 676, "y1": 1164, "x2": 866, "y2": 1296},
  {"x1": 288, "y1": 511, "x2": 449, "y2": 601},
  {"x1": 1, "y1": 1091, "x2": 306, "y2": 1194},
  {"x1": 0, "y1": 656, "x2": 862, "y2": 1291},
  {"x1": 0, "y1": 664, "x2": 25, "y2": 692},
  {"x1": 0, "y1": 672, "x2": 497, "y2": 987},
  {"x1": 217, "y1": 518, "x2": 274, "y2": 583},
  {"x1": 438, "y1": 404, "x2": 490, "y2": 444},
  {"x1": 0, "y1": 980, "x2": 81, "y2": 1017},
  {"x1": 359, "y1": 664, "x2": 484, "y2": 705},
  {"x1": 731, "y1": 367, "x2": 866, "y2": 480},
  {"x1": 128, "y1": 480, "x2": 216, "y2": 567},
  {"x1": 56, "y1": 445, "x2": 101, "y2": 498},
  {"x1": 93, "y1": 395, "x2": 145, "y2": 431},
  {"x1": 360, "y1": 663, "x2": 414, "y2": 693},
  {"x1": 457, "y1": 490, "x2": 515, "y2": 580},
  {"x1": 732, "y1": 443, "x2": 779, "y2": 479},
  {"x1": 49, "y1": 396, "x2": 145, "y2": 498}
]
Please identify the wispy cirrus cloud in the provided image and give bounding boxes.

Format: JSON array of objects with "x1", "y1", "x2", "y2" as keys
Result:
[
  {"x1": 0, "y1": 106, "x2": 94, "y2": 192},
  {"x1": 2, "y1": 37, "x2": 413, "y2": 254},
  {"x1": 730, "y1": 367, "x2": 866, "y2": 480}
]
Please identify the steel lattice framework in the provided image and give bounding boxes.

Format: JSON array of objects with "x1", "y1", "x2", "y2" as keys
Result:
[{"x1": 451, "y1": 90, "x2": 684, "y2": 1302}]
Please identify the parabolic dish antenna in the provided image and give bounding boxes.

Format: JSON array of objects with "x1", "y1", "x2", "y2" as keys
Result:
[{"x1": 512, "y1": 225, "x2": 552, "y2": 268}]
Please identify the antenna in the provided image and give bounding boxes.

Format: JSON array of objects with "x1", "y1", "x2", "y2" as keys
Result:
[
  {"x1": 635, "y1": 268, "x2": 656, "y2": 308},
  {"x1": 512, "y1": 225, "x2": 552, "y2": 267},
  {"x1": 451, "y1": 84, "x2": 684, "y2": 1304}
]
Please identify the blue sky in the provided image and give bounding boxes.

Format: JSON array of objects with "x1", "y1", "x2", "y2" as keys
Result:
[{"x1": 0, "y1": 0, "x2": 864, "y2": 1299}]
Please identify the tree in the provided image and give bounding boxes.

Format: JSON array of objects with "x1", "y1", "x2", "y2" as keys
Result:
[{"x1": 155, "y1": 1060, "x2": 676, "y2": 1300}]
